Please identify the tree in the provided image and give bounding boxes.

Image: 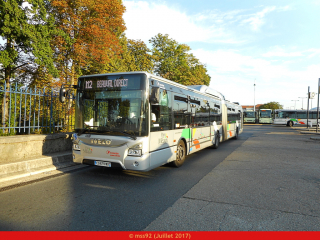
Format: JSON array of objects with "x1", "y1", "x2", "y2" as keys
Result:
[
  {"x1": 0, "y1": 0, "x2": 57, "y2": 132},
  {"x1": 127, "y1": 39, "x2": 154, "y2": 73},
  {"x1": 97, "y1": 36, "x2": 154, "y2": 74},
  {"x1": 49, "y1": 0, "x2": 126, "y2": 86},
  {"x1": 149, "y1": 33, "x2": 210, "y2": 86},
  {"x1": 259, "y1": 101, "x2": 283, "y2": 110}
]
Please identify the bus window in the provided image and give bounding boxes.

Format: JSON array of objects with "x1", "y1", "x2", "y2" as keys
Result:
[
  {"x1": 194, "y1": 100, "x2": 210, "y2": 127},
  {"x1": 280, "y1": 111, "x2": 296, "y2": 118},
  {"x1": 151, "y1": 89, "x2": 172, "y2": 131},
  {"x1": 173, "y1": 94, "x2": 190, "y2": 129},
  {"x1": 297, "y1": 112, "x2": 307, "y2": 119},
  {"x1": 209, "y1": 101, "x2": 221, "y2": 124}
]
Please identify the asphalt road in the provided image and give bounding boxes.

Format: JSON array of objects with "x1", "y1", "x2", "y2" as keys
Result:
[
  {"x1": 0, "y1": 127, "x2": 249, "y2": 231},
  {"x1": 0, "y1": 125, "x2": 319, "y2": 231}
]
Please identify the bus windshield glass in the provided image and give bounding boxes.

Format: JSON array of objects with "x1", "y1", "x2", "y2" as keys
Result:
[
  {"x1": 75, "y1": 74, "x2": 148, "y2": 137},
  {"x1": 244, "y1": 112, "x2": 255, "y2": 118},
  {"x1": 260, "y1": 110, "x2": 272, "y2": 118}
]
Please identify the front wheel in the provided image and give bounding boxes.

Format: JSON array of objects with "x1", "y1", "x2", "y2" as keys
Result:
[
  {"x1": 287, "y1": 121, "x2": 293, "y2": 127},
  {"x1": 172, "y1": 140, "x2": 186, "y2": 167}
]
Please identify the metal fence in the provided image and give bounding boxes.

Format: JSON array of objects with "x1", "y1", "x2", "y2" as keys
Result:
[{"x1": 0, "y1": 82, "x2": 75, "y2": 135}]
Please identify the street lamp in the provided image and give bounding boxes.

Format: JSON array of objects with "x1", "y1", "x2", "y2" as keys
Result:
[
  {"x1": 291, "y1": 100, "x2": 299, "y2": 110},
  {"x1": 298, "y1": 97, "x2": 307, "y2": 110}
]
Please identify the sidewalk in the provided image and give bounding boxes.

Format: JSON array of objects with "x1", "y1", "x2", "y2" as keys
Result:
[
  {"x1": 144, "y1": 127, "x2": 320, "y2": 231},
  {"x1": 0, "y1": 151, "x2": 86, "y2": 189}
]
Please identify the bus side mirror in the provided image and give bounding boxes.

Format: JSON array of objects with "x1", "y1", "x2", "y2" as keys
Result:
[
  {"x1": 150, "y1": 87, "x2": 160, "y2": 104},
  {"x1": 59, "y1": 87, "x2": 67, "y2": 103}
]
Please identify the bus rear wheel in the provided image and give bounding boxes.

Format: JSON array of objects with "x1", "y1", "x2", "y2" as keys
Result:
[
  {"x1": 172, "y1": 140, "x2": 186, "y2": 168},
  {"x1": 287, "y1": 121, "x2": 293, "y2": 127}
]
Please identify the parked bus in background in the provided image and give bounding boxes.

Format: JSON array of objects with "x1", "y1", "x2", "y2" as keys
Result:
[
  {"x1": 60, "y1": 71, "x2": 243, "y2": 171},
  {"x1": 243, "y1": 110, "x2": 257, "y2": 123},
  {"x1": 258, "y1": 109, "x2": 273, "y2": 124},
  {"x1": 273, "y1": 109, "x2": 320, "y2": 127}
]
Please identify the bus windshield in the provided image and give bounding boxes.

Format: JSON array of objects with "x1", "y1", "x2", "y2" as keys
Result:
[
  {"x1": 244, "y1": 112, "x2": 255, "y2": 118},
  {"x1": 74, "y1": 74, "x2": 148, "y2": 137},
  {"x1": 260, "y1": 110, "x2": 272, "y2": 118}
]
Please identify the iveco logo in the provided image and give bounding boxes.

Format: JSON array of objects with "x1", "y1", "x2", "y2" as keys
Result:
[{"x1": 91, "y1": 139, "x2": 112, "y2": 145}]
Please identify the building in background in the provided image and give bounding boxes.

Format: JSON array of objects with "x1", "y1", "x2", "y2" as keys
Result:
[{"x1": 241, "y1": 104, "x2": 263, "y2": 111}]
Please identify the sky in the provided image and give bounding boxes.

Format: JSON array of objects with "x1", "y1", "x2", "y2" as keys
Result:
[{"x1": 122, "y1": 0, "x2": 320, "y2": 110}]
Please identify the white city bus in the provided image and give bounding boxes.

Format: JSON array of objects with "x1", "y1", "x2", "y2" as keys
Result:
[
  {"x1": 243, "y1": 110, "x2": 257, "y2": 123},
  {"x1": 63, "y1": 72, "x2": 243, "y2": 171},
  {"x1": 259, "y1": 109, "x2": 273, "y2": 124},
  {"x1": 273, "y1": 109, "x2": 320, "y2": 127}
]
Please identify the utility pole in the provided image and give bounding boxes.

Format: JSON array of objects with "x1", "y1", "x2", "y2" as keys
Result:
[
  {"x1": 254, "y1": 79, "x2": 256, "y2": 112},
  {"x1": 298, "y1": 97, "x2": 307, "y2": 110},
  {"x1": 307, "y1": 87, "x2": 310, "y2": 128},
  {"x1": 317, "y1": 78, "x2": 320, "y2": 133},
  {"x1": 291, "y1": 100, "x2": 299, "y2": 110}
]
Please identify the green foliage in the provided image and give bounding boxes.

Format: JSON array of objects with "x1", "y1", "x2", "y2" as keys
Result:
[
  {"x1": 149, "y1": 33, "x2": 211, "y2": 86},
  {"x1": 49, "y1": 0, "x2": 126, "y2": 85},
  {"x1": 127, "y1": 39, "x2": 154, "y2": 73},
  {"x1": 96, "y1": 35, "x2": 154, "y2": 74},
  {"x1": 1, "y1": 2, "x2": 214, "y2": 136},
  {"x1": 259, "y1": 101, "x2": 283, "y2": 110},
  {"x1": 100, "y1": 34, "x2": 137, "y2": 74},
  {"x1": 0, "y1": 0, "x2": 58, "y2": 82}
]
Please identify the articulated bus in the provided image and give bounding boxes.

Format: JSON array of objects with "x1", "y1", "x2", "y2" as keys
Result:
[
  {"x1": 273, "y1": 109, "x2": 320, "y2": 127},
  {"x1": 243, "y1": 110, "x2": 257, "y2": 123},
  {"x1": 62, "y1": 72, "x2": 243, "y2": 171},
  {"x1": 258, "y1": 109, "x2": 273, "y2": 124}
]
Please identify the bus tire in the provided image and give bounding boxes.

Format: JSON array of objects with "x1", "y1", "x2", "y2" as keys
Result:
[
  {"x1": 213, "y1": 132, "x2": 220, "y2": 149},
  {"x1": 287, "y1": 121, "x2": 293, "y2": 127},
  {"x1": 172, "y1": 140, "x2": 186, "y2": 168}
]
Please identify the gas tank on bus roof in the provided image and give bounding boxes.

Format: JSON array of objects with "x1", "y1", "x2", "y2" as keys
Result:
[{"x1": 188, "y1": 85, "x2": 225, "y2": 100}]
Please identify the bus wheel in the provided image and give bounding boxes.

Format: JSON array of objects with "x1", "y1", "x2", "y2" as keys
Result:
[
  {"x1": 213, "y1": 132, "x2": 220, "y2": 149},
  {"x1": 287, "y1": 121, "x2": 293, "y2": 127},
  {"x1": 172, "y1": 140, "x2": 186, "y2": 167}
]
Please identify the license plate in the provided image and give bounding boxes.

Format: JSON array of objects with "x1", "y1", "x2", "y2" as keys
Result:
[{"x1": 94, "y1": 161, "x2": 111, "y2": 167}]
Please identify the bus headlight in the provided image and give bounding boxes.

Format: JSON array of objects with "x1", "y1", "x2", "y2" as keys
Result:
[
  {"x1": 73, "y1": 144, "x2": 80, "y2": 151},
  {"x1": 128, "y1": 142, "x2": 143, "y2": 157},
  {"x1": 128, "y1": 149, "x2": 142, "y2": 157}
]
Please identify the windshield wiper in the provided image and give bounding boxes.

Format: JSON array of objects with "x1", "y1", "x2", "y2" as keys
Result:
[
  {"x1": 84, "y1": 128, "x2": 137, "y2": 140},
  {"x1": 78, "y1": 127, "x2": 137, "y2": 140},
  {"x1": 77, "y1": 126, "x2": 99, "y2": 136},
  {"x1": 104, "y1": 129, "x2": 137, "y2": 140}
]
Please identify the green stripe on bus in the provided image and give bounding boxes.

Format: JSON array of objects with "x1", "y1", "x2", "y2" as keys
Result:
[
  {"x1": 182, "y1": 129, "x2": 191, "y2": 140},
  {"x1": 290, "y1": 118, "x2": 298, "y2": 122}
]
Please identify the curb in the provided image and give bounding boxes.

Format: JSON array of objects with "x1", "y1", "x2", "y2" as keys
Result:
[
  {"x1": 310, "y1": 137, "x2": 320, "y2": 140},
  {"x1": 300, "y1": 131, "x2": 320, "y2": 135}
]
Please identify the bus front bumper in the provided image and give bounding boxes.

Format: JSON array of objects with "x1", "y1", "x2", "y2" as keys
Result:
[{"x1": 73, "y1": 150, "x2": 153, "y2": 171}]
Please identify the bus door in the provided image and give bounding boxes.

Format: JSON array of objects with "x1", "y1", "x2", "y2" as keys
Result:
[
  {"x1": 190, "y1": 98, "x2": 211, "y2": 151},
  {"x1": 149, "y1": 88, "x2": 175, "y2": 167}
]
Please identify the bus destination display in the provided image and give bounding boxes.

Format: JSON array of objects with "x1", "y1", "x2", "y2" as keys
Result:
[{"x1": 85, "y1": 78, "x2": 129, "y2": 89}]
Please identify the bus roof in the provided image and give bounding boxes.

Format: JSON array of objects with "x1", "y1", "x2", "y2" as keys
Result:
[{"x1": 78, "y1": 71, "x2": 240, "y2": 108}]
